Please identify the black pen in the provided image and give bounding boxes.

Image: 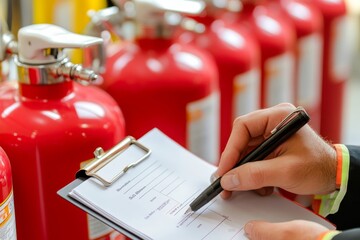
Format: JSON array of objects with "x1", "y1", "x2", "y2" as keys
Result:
[{"x1": 185, "y1": 106, "x2": 310, "y2": 214}]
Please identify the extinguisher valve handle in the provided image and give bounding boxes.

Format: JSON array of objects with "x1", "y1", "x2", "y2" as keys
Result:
[
  {"x1": 0, "y1": 20, "x2": 17, "y2": 61},
  {"x1": 207, "y1": 0, "x2": 243, "y2": 13},
  {"x1": 180, "y1": 18, "x2": 205, "y2": 34},
  {"x1": 133, "y1": 0, "x2": 205, "y2": 23},
  {"x1": 5, "y1": 40, "x2": 17, "y2": 56},
  {"x1": 17, "y1": 24, "x2": 103, "y2": 65}
]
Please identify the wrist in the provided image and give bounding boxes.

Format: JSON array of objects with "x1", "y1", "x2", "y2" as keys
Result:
[{"x1": 327, "y1": 144, "x2": 338, "y2": 193}]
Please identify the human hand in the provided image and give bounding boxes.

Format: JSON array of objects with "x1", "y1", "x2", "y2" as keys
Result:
[
  {"x1": 244, "y1": 220, "x2": 330, "y2": 240},
  {"x1": 217, "y1": 103, "x2": 337, "y2": 198}
]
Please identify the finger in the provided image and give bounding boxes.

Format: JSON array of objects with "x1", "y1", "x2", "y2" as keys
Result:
[
  {"x1": 220, "y1": 155, "x2": 295, "y2": 191},
  {"x1": 221, "y1": 187, "x2": 274, "y2": 200},
  {"x1": 220, "y1": 190, "x2": 232, "y2": 199},
  {"x1": 217, "y1": 103, "x2": 296, "y2": 176},
  {"x1": 244, "y1": 220, "x2": 329, "y2": 240},
  {"x1": 255, "y1": 187, "x2": 274, "y2": 196},
  {"x1": 245, "y1": 221, "x2": 284, "y2": 240}
]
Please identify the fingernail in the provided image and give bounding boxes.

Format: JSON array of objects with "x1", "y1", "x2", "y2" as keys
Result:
[
  {"x1": 221, "y1": 173, "x2": 240, "y2": 190},
  {"x1": 210, "y1": 172, "x2": 219, "y2": 183},
  {"x1": 244, "y1": 222, "x2": 253, "y2": 237}
]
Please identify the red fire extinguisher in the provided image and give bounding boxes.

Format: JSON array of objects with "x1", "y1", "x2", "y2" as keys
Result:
[
  {"x1": 0, "y1": 24, "x2": 126, "y2": 240},
  {"x1": 0, "y1": 22, "x2": 18, "y2": 240},
  {"x1": 267, "y1": 0, "x2": 323, "y2": 132},
  {"x1": 100, "y1": 0, "x2": 220, "y2": 165},
  {"x1": 0, "y1": 147, "x2": 16, "y2": 239},
  {"x1": 311, "y1": 0, "x2": 351, "y2": 143},
  {"x1": 224, "y1": 0, "x2": 297, "y2": 108},
  {"x1": 177, "y1": 0, "x2": 260, "y2": 152}
]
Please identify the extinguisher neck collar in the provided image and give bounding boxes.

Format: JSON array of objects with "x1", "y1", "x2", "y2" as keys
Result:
[
  {"x1": 135, "y1": 23, "x2": 176, "y2": 39},
  {"x1": 242, "y1": 0, "x2": 266, "y2": 8},
  {"x1": 15, "y1": 58, "x2": 98, "y2": 86},
  {"x1": 135, "y1": 37, "x2": 173, "y2": 50},
  {"x1": 19, "y1": 80, "x2": 74, "y2": 100},
  {"x1": 191, "y1": 14, "x2": 215, "y2": 27}
]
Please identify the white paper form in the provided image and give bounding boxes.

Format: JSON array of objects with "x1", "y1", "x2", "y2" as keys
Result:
[{"x1": 69, "y1": 128, "x2": 335, "y2": 240}]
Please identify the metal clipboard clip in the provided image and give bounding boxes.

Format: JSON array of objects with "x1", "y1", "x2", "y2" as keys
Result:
[{"x1": 76, "y1": 136, "x2": 151, "y2": 187}]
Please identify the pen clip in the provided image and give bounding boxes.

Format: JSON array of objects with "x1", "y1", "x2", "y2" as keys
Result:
[{"x1": 270, "y1": 106, "x2": 306, "y2": 135}]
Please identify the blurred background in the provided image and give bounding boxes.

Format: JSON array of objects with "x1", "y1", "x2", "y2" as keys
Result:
[
  {"x1": 342, "y1": 0, "x2": 360, "y2": 144},
  {"x1": 2, "y1": 0, "x2": 360, "y2": 144}
]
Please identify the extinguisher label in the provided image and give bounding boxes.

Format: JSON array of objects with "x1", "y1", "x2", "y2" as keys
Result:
[
  {"x1": 186, "y1": 92, "x2": 220, "y2": 165},
  {"x1": 81, "y1": 161, "x2": 126, "y2": 240},
  {"x1": 233, "y1": 68, "x2": 261, "y2": 119},
  {"x1": 297, "y1": 34, "x2": 323, "y2": 107},
  {"x1": 0, "y1": 190, "x2": 16, "y2": 240},
  {"x1": 264, "y1": 53, "x2": 295, "y2": 107},
  {"x1": 331, "y1": 16, "x2": 352, "y2": 81},
  {"x1": 87, "y1": 214, "x2": 115, "y2": 239}
]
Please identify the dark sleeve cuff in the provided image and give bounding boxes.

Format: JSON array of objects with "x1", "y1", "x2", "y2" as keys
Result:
[
  {"x1": 333, "y1": 228, "x2": 360, "y2": 240},
  {"x1": 326, "y1": 145, "x2": 360, "y2": 230}
]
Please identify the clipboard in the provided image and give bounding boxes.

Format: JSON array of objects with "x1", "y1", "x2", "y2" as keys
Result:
[
  {"x1": 58, "y1": 179, "x2": 143, "y2": 239},
  {"x1": 57, "y1": 135, "x2": 152, "y2": 240},
  {"x1": 58, "y1": 128, "x2": 335, "y2": 240}
]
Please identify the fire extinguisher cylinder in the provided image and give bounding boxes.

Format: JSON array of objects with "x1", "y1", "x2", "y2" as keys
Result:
[
  {"x1": 0, "y1": 18, "x2": 17, "y2": 240},
  {"x1": 0, "y1": 23, "x2": 126, "y2": 240},
  {"x1": 98, "y1": 0, "x2": 221, "y2": 165},
  {"x1": 178, "y1": 0, "x2": 261, "y2": 152}
]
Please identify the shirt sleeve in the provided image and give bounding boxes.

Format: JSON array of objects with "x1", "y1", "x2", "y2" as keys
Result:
[
  {"x1": 318, "y1": 230, "x2": 341, "y2": 240},
  {"x1": 319, "y1": 228, "x2": 360, "y2": 240},
  {"x1": 326, "y1": 145, "x2": 360, "y2": 229},
  {"x1": 312, "y1": 144, "x2": 350, "y2": 217}
]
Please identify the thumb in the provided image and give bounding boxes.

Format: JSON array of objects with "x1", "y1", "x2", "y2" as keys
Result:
[
  {"x1": 244, "y1": 220, "x2": 330, "y2": 240},
  {"x1": 245, "y1": 221, "x2": 277, "y2": 240}
]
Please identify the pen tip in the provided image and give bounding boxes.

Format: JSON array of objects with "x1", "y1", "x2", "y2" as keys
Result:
[{"x1": 184, "y1": 207, "x2": 194, "y2": 215}]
